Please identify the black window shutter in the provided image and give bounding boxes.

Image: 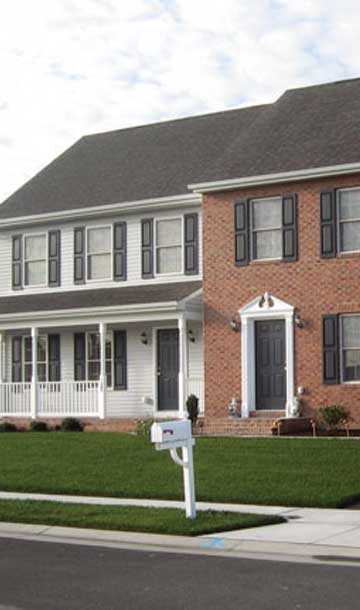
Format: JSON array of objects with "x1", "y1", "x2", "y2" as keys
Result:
[
  {"x1": 234, "y1": 201, "x2": 249, "y2": 266},
  {"x1": 141, "y1": 219, "x2": 154, "y2": 279},
  {"x1": 114, "y1": 330, "x2": 127, "y2": 390},
  {"x1": 74, "y1": 228, "x2": 85, "y2": 284},
  {"x1": 12, "y1": 336, "x2": 22, "y2": 382},
  {"x1": 48, "y1": 230, "x2": 61, "y2": 287},
  {"x1": 184, "y1": 213, "x2": 199, "y2": 275},
  {"x1": 74, "y1": 333, "x2": 86, "y2": 381},
  {"x1": 48, "y1": 334, "x2": 61, "y2": 381},
  {"x1": 12, "y1": 235, "x2": 23, "y2": 290},
  {"x1": 282, "y1": 194, "x2": 298, "y2": 261},
  {"x1": 320, "y1": 190, "x2": 337, "y2": 258},
  {"x1": 113, "y1": 222, "x2": 127, "y2": 281},
  {"x1": 322, "y1": 314, "x2": 339, "y2": 384}
]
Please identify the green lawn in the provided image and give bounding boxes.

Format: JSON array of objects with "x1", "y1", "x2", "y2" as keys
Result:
[
  {"x1": 0, "y1": 433, "x2": 359, "y2": 507},
  {"x1": 0, "y1": 500, "x2": 282, "y2": 536}
]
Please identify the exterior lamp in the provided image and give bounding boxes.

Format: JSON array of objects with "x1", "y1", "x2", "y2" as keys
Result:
[
  {"x1": 187, "y1": 329, "x2": 195, "y2": 343},
  {"x1": 294, "y1": 314, "x2": 304, "y2": 328},
  {"x1": 230, "y1": 319, "x2": 239, "y2": 331},
  {"x1": 140, "y1": 332, "x2": 148, "y2": 345}
]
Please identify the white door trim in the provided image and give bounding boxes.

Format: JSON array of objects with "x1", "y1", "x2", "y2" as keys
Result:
[{"x1": 239, "y1": 293, "x2": 294, "y2": 418}]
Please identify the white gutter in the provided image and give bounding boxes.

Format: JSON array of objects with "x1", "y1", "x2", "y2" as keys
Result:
[
  {"x1": 188, "y1": 162, "x2": 360, "y2": 193},
  {"x1": 0, "y1": 193, "x2": 201, "y2": 229}
]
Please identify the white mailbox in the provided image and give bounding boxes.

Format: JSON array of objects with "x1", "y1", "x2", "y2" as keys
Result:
[
  {"x1": 151, "y1": 419, "x2": 196, "y2": 519},
  {"x1": 151, "y1": 420, "x2": 191, "y2": 447}
]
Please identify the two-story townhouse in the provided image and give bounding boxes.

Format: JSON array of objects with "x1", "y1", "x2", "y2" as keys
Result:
[
  {"x1": 190, "y1": 78, "x2": 360, "y2": 434},
  {"x1": 0, "y1": 107, "x2": 261, "y2": 428},
  {"x1": 2, "y1": 76, "x2": 360, "y2": 434}
]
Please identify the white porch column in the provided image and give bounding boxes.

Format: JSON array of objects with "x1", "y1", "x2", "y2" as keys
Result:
[
  {"x1": 31, "y1": 327, "x2": 38, "y2": 420},
  {"x1": 240, "y1": 318, "x2": 250, "y2": 418},
  {"x1": 98, "y1": 322, "x2": 107, "y2": 420},
  {"x1": 285, "y1": 314, "x2": 295, "y2": 417},
  {"x1": 178, "y1": 315, "x2": 187, "y2": 419}
]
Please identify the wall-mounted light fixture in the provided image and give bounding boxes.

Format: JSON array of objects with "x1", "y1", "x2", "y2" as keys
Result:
[
  {"x1": 230, "y1": 319, "x2": 240, "y2": 332},
  {"x1": 187, "y1": 329, "x2": 195, "y2": 343},
  {"x1": 140, "y1": 331, "x2": 148, "y2": 345},
  {"x1": 294, "y1": 313, "x2": 304, "y2": 328}
]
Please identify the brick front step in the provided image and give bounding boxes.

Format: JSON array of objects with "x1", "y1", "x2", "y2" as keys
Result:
[{"x1": 200, "y1": 416, "x2": 312, "y2": 437}]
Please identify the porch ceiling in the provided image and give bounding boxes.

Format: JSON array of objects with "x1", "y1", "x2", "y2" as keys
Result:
[{"x1": 0, "y1": 281, "x2": 202, "y2": 317}]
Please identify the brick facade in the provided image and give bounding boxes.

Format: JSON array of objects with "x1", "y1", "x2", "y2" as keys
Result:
[{"x1": 203, "y1": 173, "x2": 360, "y2": 428}]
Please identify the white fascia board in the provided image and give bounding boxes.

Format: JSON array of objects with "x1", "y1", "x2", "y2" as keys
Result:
[
  {"x1": 188, "y1": 162, "x2": 360, "y2": 193},
  {"x1": 178, "y1": 287, "x2": 203, "y2": 306},
  {"x1": 0, "y1": 193, "x2": 202, "y2": 229},
  {"x1": 0, "y1": 301, "x2": 181, "y2": 326}
]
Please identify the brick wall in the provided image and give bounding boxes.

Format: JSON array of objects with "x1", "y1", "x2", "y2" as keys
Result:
[{"x1": 203, "y1": 173, "x2": 360, "y2": 425}]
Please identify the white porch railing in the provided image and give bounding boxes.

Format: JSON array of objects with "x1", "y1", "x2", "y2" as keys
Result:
[
  {"x1": 0, "y1": 381, "x2": 99, "y2": 418},
  {"x1": 186, "y1": 377, "x2": 205, "y2": 414},
  {"x1": 0, "y1": 382, "x2": 32, "y2": 416}
]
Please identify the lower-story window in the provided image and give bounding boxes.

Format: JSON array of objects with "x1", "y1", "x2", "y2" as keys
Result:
[
  {"x1": 87, "y1": 332, "x2": 113, "y2": 387},
  {"x1": 341, "y1": 315, "x2": 360, "y2": 382},
  {"x1": 12, "y1": 335, "x2": 60, "y2": 382},
  {"x1": 74, "y1": 330, "x2": 127, "y2": 390}
]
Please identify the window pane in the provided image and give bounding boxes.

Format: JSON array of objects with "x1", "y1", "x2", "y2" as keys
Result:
[
  {"x1": 340, "y1": 221, "x2": 360, "y2": 252},
  {"x1": 88, "y1": 361, "x2": 100, "y2": 380},
  {"x1": 343, "y1": 350, "x2": 360, "y2": 381},
  {"x1": 88, "y1": 254, "x2": 111, "y2": 279},
  {"x1": 37, "y1": 336, "x2": 47, "y2": 362},
  {"x1": 24, "y1": 364, "x2": 32, "y2": 382},
  {"x1": 252, "y1": 198, "x2": 282, "y2": 230},
  {"x1": 88, "y1": 334, "x2": 100, "y2": 360},
  {"x1": 106, "y1": 360, "x2": 112, "y2": 387},
  {"x1": 157, "y1": 219, "x2": 182, "y2": 247},
  {"x1": 87, "y1": 227, "x2": 111, "y2": 253},
  {"x1": 157, "y1": 246, "x2": 182, "y2": 273},
  {"x1": 24, "y1": 337, "x2": 32, "y2": 362},
  {"x1": 25, "y1": 235, "x2": 46, "y2": 259},
  {"x1": 38, "y1": 363, "x2": 47, "y2": 382},
  {"x1": 342, "y1": 316, "x2": 360, "y2": 348},
  {"x1": 106, "y1": 336, "x2": 112, "y2": 359},
  {"x1": 25, "y1": 261, "x2": 46, "y2": 285},
  {"x1": 339, "y1": 189, "x2": 360, "y2": 220},
  {"x1": 254, "y1": 230, "x2": 282, "y2": 260}
]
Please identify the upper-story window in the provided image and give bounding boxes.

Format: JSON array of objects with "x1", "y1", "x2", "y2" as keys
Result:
[
  {"x1": 87, "y1": 226, "x2": 112, "y2": 281},
  {"x1": 24, "y1": 234, "x2": 47, "y2": 286},
  {"x1": 251, "y1": 198, "x2": 282, "y2": 261},
  {"x1": 338, "y1": 188, "x2": 360, "y2": 253},
  {"x1": 156, "y1": 218, "x2": 183, "y2": 274}
]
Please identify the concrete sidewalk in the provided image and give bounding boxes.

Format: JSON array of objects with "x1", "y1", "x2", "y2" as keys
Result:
[{"x1": 1, "y1": 490, "x2": 360, "y2": 560}]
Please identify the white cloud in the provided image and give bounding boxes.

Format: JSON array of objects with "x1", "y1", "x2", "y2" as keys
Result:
[{"x1": 0, "y1": 0, "x2": 360, "y2": 202}]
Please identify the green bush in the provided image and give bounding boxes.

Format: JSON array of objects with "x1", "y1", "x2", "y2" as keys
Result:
[
  {"x1": 60, "y1": 418, "x2": 84, "y2": 432},
  {"x1": 135, "y1": 418, "x2": 156, "y2": 439},
  {"x1": 186, "y1": 394, "x2": 199, "y2": 427},
  {"x1": 30, "y1": 421, "x2": 49, "y2": 432},
  {"x1": 0, "y1": 422, "x2": 18, "y2": 432},
  {"x1": 318, "y1": 405, "x2": 351, "y2": 430}
]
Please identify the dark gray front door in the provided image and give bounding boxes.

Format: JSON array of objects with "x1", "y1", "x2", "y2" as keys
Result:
[
  {"x1": 157, "y1": 329, "x2": 179, "y2": 411},
  {"x1": 255, "y1": 319, "x2": 286, "y2": 410}
]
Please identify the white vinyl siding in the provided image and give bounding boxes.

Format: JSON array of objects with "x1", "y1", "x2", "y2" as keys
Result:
[{"x1": 1, "y1": 207, "x2": 202, "y2": 296}]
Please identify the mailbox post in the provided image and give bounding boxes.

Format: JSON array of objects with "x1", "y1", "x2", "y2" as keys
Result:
[{"x1": 151, "y1": 420, "x2": 196, "y2": 519}]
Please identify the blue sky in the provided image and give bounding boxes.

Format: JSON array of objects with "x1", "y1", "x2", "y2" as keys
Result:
[{"x1": 0, "y1": 0, "x2": 360, "y2": 202}]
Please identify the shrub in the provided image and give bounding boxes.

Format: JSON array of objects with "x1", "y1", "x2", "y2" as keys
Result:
[
  {"x1": 0, "y1": 422, "x2": 17, "y2": 432},
  {"x1": 186, "y1": 394, "x2": 199, "y2": 427},
  {"x1": 30, "y1": 421, "x2": 49, "y2": 432},
  {"x1": 135, "y1": 418, "x2": 156, "y2": 439},
  {"x1": 60, "y1": 417, "x2": 84, "y2": 432},
  {"x1": 318, "y1": 405, "x2": 351, "y2": 431}
]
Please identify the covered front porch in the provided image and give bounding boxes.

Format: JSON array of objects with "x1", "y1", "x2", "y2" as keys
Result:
[{"x1": 0, "y1": 282, "x2": 204, "y2": 421}]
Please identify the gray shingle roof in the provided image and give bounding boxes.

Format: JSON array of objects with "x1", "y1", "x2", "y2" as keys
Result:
[
  {"x1": 1, "y1": 77, "x2": 360, "y2": 219},
  {"x1": 0, "y1": 281, "x2": 202, "y2": 316}
]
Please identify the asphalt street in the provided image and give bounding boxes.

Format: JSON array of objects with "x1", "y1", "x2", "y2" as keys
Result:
[{"x1": 0, "y1": 537, "x2": 359, "y2": 610}]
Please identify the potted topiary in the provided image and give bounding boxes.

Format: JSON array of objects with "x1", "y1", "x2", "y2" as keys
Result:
[{"x1": 186, "y1": 394, "x2": 199, "y2": 430}]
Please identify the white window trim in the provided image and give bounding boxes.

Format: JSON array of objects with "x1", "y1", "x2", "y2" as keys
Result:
[
  {"x1": 23, "y1": 232, "x2": 48, "y2": 288},
  {"x1": 85, "y1": 225, "x2": 113, "y2": 283},
  {"x1": 337, "y1": 187, "x2": 360, "y2": 255},
  {"x1": 239, "y1": 293, "x2": 295, "y2": 418},
  {"x1": 85, "y1": 330, "x2": 114, "y2": 389},
  {"x1": 250, "y1": 197, "x2": 283, "y2": 263},
  {"x1": 154, "y1": 216, "x2": 184, "y2": 277},
  {"x1": 339, "y1": 313, "x2": 360, "y2": 385}
]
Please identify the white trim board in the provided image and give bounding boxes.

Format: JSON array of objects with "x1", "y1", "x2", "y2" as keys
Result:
[{"x1": 239, "y1": 293, "x2": 295, "y2": 418}]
